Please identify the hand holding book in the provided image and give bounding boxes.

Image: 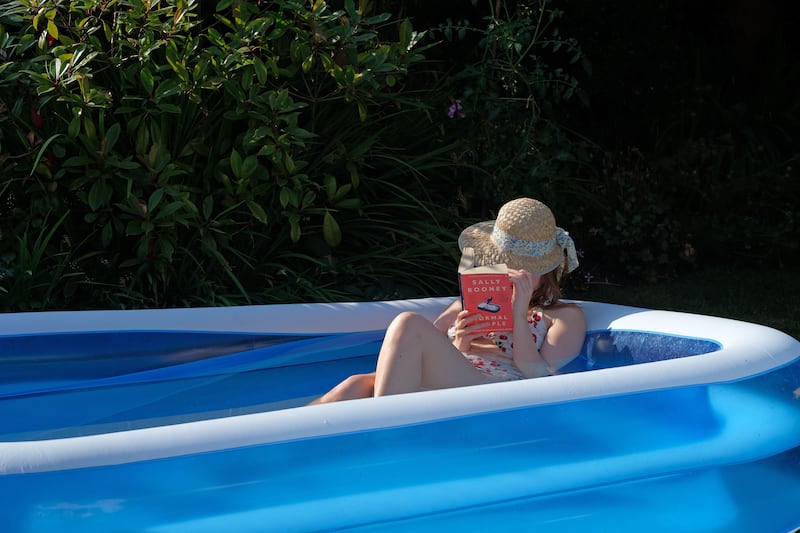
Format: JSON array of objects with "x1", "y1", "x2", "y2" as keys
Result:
[{"x1": 457, "y1": 248, "x2": 514, "y2": 334}]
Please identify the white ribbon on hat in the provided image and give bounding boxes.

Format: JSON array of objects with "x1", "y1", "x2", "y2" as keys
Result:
[
  {"x1": 490, "y1": 226, "x2": 579, "y2": 273},
  {"x1": 556, "y1": 227, "x2": 580, "y2": 273}
]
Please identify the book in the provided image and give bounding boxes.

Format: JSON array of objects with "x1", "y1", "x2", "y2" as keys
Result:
[{"x1": 457, "y1": 248, "x2": 513, "y2": 334}]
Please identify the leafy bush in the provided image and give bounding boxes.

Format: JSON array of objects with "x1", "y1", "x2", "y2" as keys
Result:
[
  {"x1": 652, "y1": 104, "x2": 799, "y2": 266},
  {"x1": 426, "y1": 0, "x2": 592, "y2": 216},
  {"x1": 572, "y1": 147, "x2": 695, "y2": 282},
  {"x1": 556, "y1": 0, "x2": 800, "y2": 281},
  {"x1": 0, "y1": 0, "x2": 462, "y2": 310}
]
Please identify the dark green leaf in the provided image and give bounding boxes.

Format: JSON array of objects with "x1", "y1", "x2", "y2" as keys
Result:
[
  {"x1": 323, "y1": 211, "x2": 342, "y2": 247},
  {"x1": 140, "y1": 68, "x2": 155, "y2": 95},
  {"x1": 148, "y1": 189, "x2": 165, "y2": 213},
  {"x1": 155, "y1": 201, "x2": 184, "y2": 220},
  {"x1": 289, "y1": 214, "x2": 301, "y2": 242},
  {"x1": 88, "y1": 180, "x2": 112, "y2": 211},
  {"x1": 104, "y1": 123, "x2": 121, "y2": 153},
  {"x1": 240, "y1": 155, "x2": 259, "y2": 179},
  {"x1": 246, "y1": 201, "x2": 268, "y2": 224},
  {"x1": 230, "y1": 149, "x2": 242, "y2": 178}
]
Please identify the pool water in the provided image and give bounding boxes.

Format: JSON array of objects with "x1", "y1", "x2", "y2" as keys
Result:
[
  {"x1": 0, "y1": 330, "x2": 720, "y2": 440},
  {"x1": 1, "y1": 377, "x2": 799, "y2": 532},
  {"x1": 1, "y1": 328, "x2": 799, "y2": 532}
]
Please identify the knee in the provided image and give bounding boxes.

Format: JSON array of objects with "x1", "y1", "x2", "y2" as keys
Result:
[
  {"x1": 341, "y1": 373, "x2": 375, "y2": 399},
  {"x1": 386, "y1": 312, "x2": 439, "y2": 342},
  {"x1": 387, "y1": 311, "x2": 430, "y2": 335},
  {"x1": 314, "y1": 373, "x2": 375, "y2": 404},
  {"x1": 343, "y1": 373, "x2": 374, "y2": 389}
]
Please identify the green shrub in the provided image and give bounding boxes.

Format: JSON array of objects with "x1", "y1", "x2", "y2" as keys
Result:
[
  {"x1": 572, "y1": 147, "x2": 694, "y2": 282},
  {"x1": 0, "y1": 0, "x2": 461, "y2": 310},
  {"x1": 570, "y1": 79, "x2": 799, "y2": 283},
  {"x1": 555, "y1": 0, "x2": 800, "y2": 281},
  {"x1": 427, "y1": 0, "x2": 592, "y2": 216}
]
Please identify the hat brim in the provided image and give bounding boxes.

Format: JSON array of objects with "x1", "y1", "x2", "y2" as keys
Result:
[{"x1": 458, "y1": 220, "x2": 565, "y2": 276}]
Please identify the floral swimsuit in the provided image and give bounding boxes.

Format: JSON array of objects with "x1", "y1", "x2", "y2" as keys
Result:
[{"x1": 450, "y1": 308, "x2": 549, "y2": 381}]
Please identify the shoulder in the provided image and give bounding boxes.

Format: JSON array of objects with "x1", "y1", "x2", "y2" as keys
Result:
[
  {"x1": 543, "y1": 302, "x2": 586, "y2": 329},
  {"x1": 538, "y1": 302, "x2": 586, "y2": 367}
]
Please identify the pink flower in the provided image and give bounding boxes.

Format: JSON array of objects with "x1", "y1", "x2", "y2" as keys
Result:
[{"x1": 448, "y1": 100, "x2": 465, "y2": 119}]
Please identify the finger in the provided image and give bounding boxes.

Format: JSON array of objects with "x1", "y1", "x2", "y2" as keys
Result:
[
  {"x1": 510, "y1": 276, "x2": 531, "y2": 292},
  {"x1": 463, "y1": 320, "x2": 487, "y2": 335},
  {"x1": 457, "y1": 310, "x2": 482, "y2": 323}
]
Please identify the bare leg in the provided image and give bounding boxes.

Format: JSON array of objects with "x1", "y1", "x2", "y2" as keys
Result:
[
  {"x1": 374, "y1": 312, "x2": 491, "y2": 396},
  {"x1": 308, "y1": 373, "x2": 376, "y2": 405}
]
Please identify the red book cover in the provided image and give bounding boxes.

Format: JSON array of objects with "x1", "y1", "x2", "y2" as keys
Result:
[{"x1": 458, "y1": 248, "x2": 513, "y2": 334}]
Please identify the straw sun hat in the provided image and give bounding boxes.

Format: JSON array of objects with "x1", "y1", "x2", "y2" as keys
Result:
[{"x1": 458, "y1": 198, "x2": 579, "y2": 276}]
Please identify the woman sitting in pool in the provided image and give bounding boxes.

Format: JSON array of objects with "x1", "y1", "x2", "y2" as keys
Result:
[{"x1": 311, "y1": 197, "x2": 586, "y2": 403}]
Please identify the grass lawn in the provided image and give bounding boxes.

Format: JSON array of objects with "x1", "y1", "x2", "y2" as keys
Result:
[{"x1": 577, "y1": 264, "x2": 800, "y2": 341}]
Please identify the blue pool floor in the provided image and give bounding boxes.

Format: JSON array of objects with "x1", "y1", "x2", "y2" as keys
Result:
[
  {"x1": 346, "y1": 447, "x2": 800, "y2": 533},
  {"x1": 2, "y1": 328, "x2": 799, "y2": 532},
  {"x1": 3, "y1": 378, "x2": 800, "y2": 533},
  {"x1": 7, "y1": 445, "x2": 799, "y2": 533}
]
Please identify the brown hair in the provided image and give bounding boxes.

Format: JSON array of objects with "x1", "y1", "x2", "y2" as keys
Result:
[{"x1": 530, "y1": 269, "x2": 562, "y2": 308}]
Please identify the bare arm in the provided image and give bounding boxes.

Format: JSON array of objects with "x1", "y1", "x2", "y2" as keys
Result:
[
  {"x1": 435, "y1": 298, "x2": 493, "y2": 353},
  {"x1": 432, "y1": 298, "x2": 462, "y2": 334},
  {"x1": 507, "y1": 269, "x2": 552, "y2": 378},
  {"x1": 506, "y1": 268, "x2": 586, "y2": 377},
  {"x1": 512, "y1": 304, "x2": 585, "y2": 378},
  {"x1": 539, "y1": 304, "x2": 586, "y2": 371}
]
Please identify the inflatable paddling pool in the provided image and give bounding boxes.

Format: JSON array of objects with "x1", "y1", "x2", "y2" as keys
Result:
[{"x1": 1, "y1": 298, "x2": 799, "y2": 532}]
